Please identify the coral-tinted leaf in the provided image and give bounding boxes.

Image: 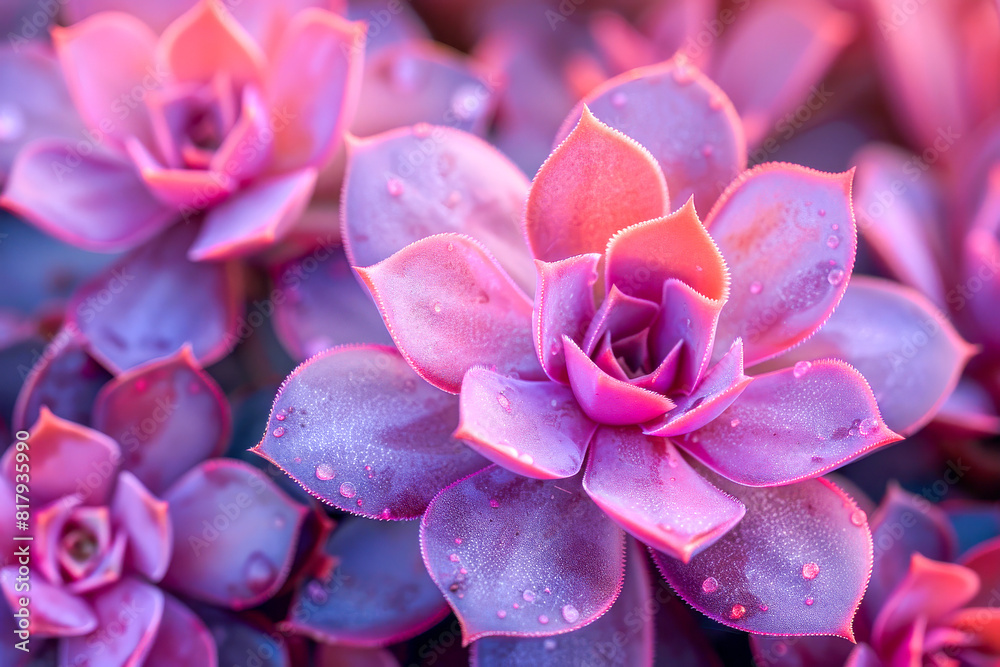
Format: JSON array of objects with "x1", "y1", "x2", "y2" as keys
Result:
[
  {"x1": 644, "y1": 339, "x2": 751, "y2": 437},
  {"x1": 525, "y1": 107, "x2": 669, "y2": 263},
  {"x1": 162, "y1": 460, "x2": 307, "y2": 610},
  {"x1": 124, "y1": 137, "x2": 235, "y2": 210},
  {"x1": 707, "y1": 164, "x2": 856, "y2": 366},
  {"x1": 61, "y1": 577, "x2": 164, "y2": 666},
  {"x1": 711, "y1": 0, "x2": 855, "y2": 146},
  {"x1": 532, "y1": 254, "x2": 600, "y2": 384},
  {"x1": 209, "y1": 84, "x2": 273, "y2": 182},
  {"x1": 764, "y1": 277, "x2": 974, "y2": 436},
  {"x1": 253, "y1": 344, "x2": 488, "y2": 520},
  {"x1": 554, "y1": 58, "x2": 745, "y2": 213},
  {"x1": 266, "y1": 10, "x2": 364, "y2": 171},
  {"x1": 110, "y1": 471, "x2": 171, "y2": 582},
  {"x1": 456, "y1": 368, "x2": 596, "y2": 479},
  {"x1": 270, "y1": 247, "x2": 392, "y2": 360},
  {"x1": 357, "y1": 234, "x2": 544, "y2": 394},
  {"x1": 0, "y1": 567, "x2": 96, "y2": 637},
  {"x1": 12, "y1": 329, "x2": 112, "y2": 431},
  {"x1": 648, "y1": 279, "x2": 726, "y2": 393},
  {"x1": 284, "y1": 518, "x2": 448, "y2": 647},
  {"x1": 420, "y1": 466, "x2": 626, "y2": 644},
  {"x1": 866, "y1": 483, "x2": 958, "y2": 615},
  {"x1": 606, "y1": 199, "x2": 729, "y2": 304},
  {"x1": 961, "y1": 537, "x2": 1000, "y2": 608},
  {"x1": 563, "y1": 336, "x2": 675, "y2": 425},
  {"x1": 680, "y1": 359, "x2": 901, "y2": 486},
  {"x1": 1, "y1": 140, "x2": 176, "y2": 252},
  {"x1": 471, "y1": 537, "x2": 654, "y2": 666},
  {"x1": 871, "y1": 554, "x2": 979, "y2": 654},
  {"x1": 851, "y1": 144, "x2": 946, "y2": 304},
  {"x1": 584, "y1": 427, "x2": 745, "y2": 562},
  {"x1": 93, "y1": 346, "x2": 230, "y2": 495},
  {"x1": 341, "y1": 126, "x2": 534, "y2": 291},
  {"x1": 1, "y1": 408, "x2": 120, "y2": 506},
  {"x1": 52, "y1": 12, "x2": 158, "y2": 147},
  {"x1": 66, "y1": 224, "x2": 242, "y2": 373},
  {"x1": 144, "y1": 593, "x2": 217, "y2": 667},
  {"x1": 353, "y1": 41, "x2": 496, "y2": 137},
  {"x1": 63, "y1": 0, "x2": 197, "y2": 35},
  {"x1": 157, "y1": 0, "x2": 265, "y2": 84},
  {"x1": 188, "y1": 168, "x2": 318, "y2": 261},
  {"x1": 652, "y1": 470, "x2": 872, "y2": 639}
]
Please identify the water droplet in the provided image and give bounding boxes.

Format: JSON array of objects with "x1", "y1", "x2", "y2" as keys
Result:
[
  {"x1": 489, "y1": 498, "x2": 500, "y2": 508},
  {"x1": 793, "y1": 361, "x2": 812, "y2": 378},
  {"x1": 272, "y1": 427, "x2": 285, "y2": 438},
  {"x1": 805, "y1": 597, "x2": 814, "y2": 606},
  {"x1": 826, "y1": 235, "x2": 840, "y2": 249},
  {"x1": 550, "y1": 399, "x2": 558, "y2": 408},
  {"x1": 244, "y1": 552, "x2": 276, "y2": 593},
  {"x1": 513, "y1": 603, "x2": 520, "y2": 609},
  {"x1": 729, "y1": 604, "x2": 746, "y2": 620},
  {"x1": 701, "y1": 144, "x2": 714, "y2": 158},
  {"x1": 450, "y1": 553, "x2": 460, "y2": 562},
  {"x1": 749, "y1": 281, "x2": 763, "y2": 294},
  {"x1": 802, "y1": 562, "x2": 820, "y2": 580},
  {"x1": 433, "y1": 302, "x2": 443, "y2": 313},
  {"x1": 858, "y1": 418, "x2": 879, "y2": 435},
  {"x1": 730, "y1": 418, "x2": 741, "y2": 428},
  {"x1": 611, "y1": 91, "x2": 627, "y2": 108},
  {"x1": 497, "y1": 393, "x2": 512, "y2": 412},
  {"x1": 497, "y1": 610, "x2": 507, "y2": 618},
  {"x1": 314, "y1": 463, "x2": 335, "y2": 481},
  {"x1": 827, "y1": 268, "x2": 845, "y2": 286},
  {"x1": 455, "y1": 538, "x2": 463, "y2": 544},
  {"x1": 544, "y1": 639, "x2": 557, "y2": 650},
  {"x1": 522, "y1": 589, "x2": 535, "y2": 602},
  {"x1": 702, "y1": 577, "x2": 719, "y2": 593},
  {"x1": 850, "y1": 509, "x2": 867, "y2": 526},
  {"x1": 831, "y1": 223, "x2": 839, "y2": 231},
  {"x1": 818, "y1": 209, "x2": 826, "y2": 217},
  {"x1": 275, "y1": 413, "x2": 285, "y2": 422},
  {"x1": 544, "y1": 587, "x2": 551, "y2": 594},
  {"x1": 759, "y1": 603, "x2": 769, "y2": 612},
  {"x1": 538, "y1": 614, "x2": 549, "y2": 624},
  {"x1": 561, "y1": 604, "x2": 580, "y2": 623},
  {"x1": 356, "y1": 498, "x2": 363, "y2": 507},
  {"x1": 387, "y1": 178, "x2": 403, "y2": 197},
  {"x1": 339, "y1": 482, "x2": 357, "y2": 499}
]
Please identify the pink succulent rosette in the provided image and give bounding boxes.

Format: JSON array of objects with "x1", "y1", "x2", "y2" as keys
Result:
[
  {"x1": 753, "y1": 484, "x2": 1000, "y2": 666},
  {"x1": 0, "y1": 347, "x2": 307, "y2": 667},
  {"x1": 252, "y1": 58, "x2": 972, "y2": 656},
  {"x1": 1, "y1": 0, "x2": 363, "y2": 261}
]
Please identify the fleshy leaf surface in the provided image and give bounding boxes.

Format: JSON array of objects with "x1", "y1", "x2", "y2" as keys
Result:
[
  {"x1": 284, "y1": 518, "x2": 449, "y2": 647},
  {"x1": 554, "y1": 58, "x2": 746, "y2": 214},
  {"x1": 759, "y1": 277, "x2": 974, "y2": 436},
  {"x1": 532, "y1": 254, "x2": 600, "y2": 384},
  {"x1": 61, "y1": 578, "x2": 164, "y2": 667},
  {"x1": 66, "y1": 224, "x2": 242, "y2": 373},
  {"x1": 144, "y1": 593, "x2": 217, "y2": 667},
  {"x1": 525, "y1": 107, "x2": 669, "y2": 263},
  {"x1": 707, "y1": 164, "x2": 856, "y2": 366},
  {"x1": 421, "y1": 466, "x2": 626, "y2": 644},
  {"x1": 253, "y1": 344, "x2": 488, "y2": 520},
  {"x1": 162, "y1": 460, "x2": 307, "y2": 610},
  {"x1": 583, "y1": 426, "x2": 745, "y2": 562},
  {"x1": 111, "y1": 470, "x2": 172, "y2": 582},
  {"x1": 652, "y1": 469, "x2": 872, "y2": 639},
  {"x1": 357, "y1": 234, "x2": 544, "y2": 393},
  {"x1": 93, "y1": 346, "x2": 230, "y2": 494},
  {"x1": 680, "y1": 359, "x2": 901, "y2": 486},
  {"x1": 471, "y1": 538, "x2": 654, "y2": 667},
  {"x1": 341, "y1": 125, "x2": 534, "y2": 291},
  {"x1": 455, "y1": 368, "x2": 597, "y2": 479}
]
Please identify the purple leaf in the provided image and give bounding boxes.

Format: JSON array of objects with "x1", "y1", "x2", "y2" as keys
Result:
[
  {"x1": 61, "y1": 577, "x2": 164, "y2": 666},
  {"x1": 420, "y1": 466, "x2": 625, "y2": 644},
  {"x1": 652, "y1": 470, "x2": 873, "y2": 640},
  {"x1": 455, "y1": 368, "x2": 597, "y2": 479},
  {"x1": 144, "y1": 593, "x2": 217, "y2": 667},
  {"x1": 357, "y1": 234, "x2": 544, "y2": 394},
  {"x1": 253, "y1": 344, "x2": 488, "y2": 520},
  {"x1": 583, "y1": 426, "x2": 745, "y2": 562},
  {"x1": 284, "y1": 518, "x2": 449, "y2": 647},
  {"x1": 532, "y1": 254, "x2": 600, "y2": 384}
]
